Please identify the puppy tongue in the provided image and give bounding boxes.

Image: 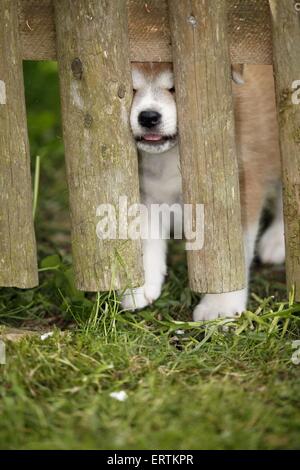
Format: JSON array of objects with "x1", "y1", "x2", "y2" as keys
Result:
[{"x1": 143, "y1": 134, "x2": 163, "y2": 141}]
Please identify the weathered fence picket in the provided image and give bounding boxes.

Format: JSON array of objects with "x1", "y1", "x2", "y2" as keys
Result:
[
  {"x1": 0, "y1": 0, "x2": 38, "y2": 288},
  {"x1": 270, "y1": 0, "x2": 300, "y2": 301},
  {"x1": 54, "y1": 0, "x2": 143, "y2": 291},
  {"x1": 169, "y1": 0, "x2": 245, "y2": 293}
]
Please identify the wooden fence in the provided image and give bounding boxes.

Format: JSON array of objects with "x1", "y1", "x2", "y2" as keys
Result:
[{"x1": 0, "y1": 0, "x2": 299, "y2": 301}]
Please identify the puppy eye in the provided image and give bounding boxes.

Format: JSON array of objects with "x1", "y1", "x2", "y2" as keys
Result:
[
  {"x1": 133, "y1": 88, "x2": 137, "y2": 95},
  {"x1": 169, "y1": 87, "x2": 175, "y2": 93}
]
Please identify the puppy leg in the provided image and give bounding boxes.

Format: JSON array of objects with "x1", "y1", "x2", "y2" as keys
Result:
[
  {"x1": 121, "y1": 223, "x2": 167, "y2": 311},
  {"x1": 193, "y1": 223, "x2": 259, "y2": 321},
  {"x1": 258, "y1": 184, "x2": 285, "y2": 265}
]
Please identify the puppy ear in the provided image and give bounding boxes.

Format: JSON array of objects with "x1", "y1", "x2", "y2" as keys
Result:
[{"x1": 231, "y1": 64, "x2": 244, "y2": 85}]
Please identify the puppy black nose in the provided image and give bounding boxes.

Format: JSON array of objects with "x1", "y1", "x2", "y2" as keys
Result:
[{"x1": 138, "y1": 110, "x2": 162, "y2": 128}]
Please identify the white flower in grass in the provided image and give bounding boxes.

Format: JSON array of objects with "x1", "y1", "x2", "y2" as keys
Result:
[
  {"x1": 40, "y1": 332, "x2": 54, "y2": 341},
  {"x1": 175, "y1": 330, "x2": 185, "y2": 335},
  {"x1": 109, "y1": 391, "x2": 128, "y2": 402}
]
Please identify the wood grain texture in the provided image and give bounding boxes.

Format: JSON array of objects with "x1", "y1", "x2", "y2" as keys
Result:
[
  {"x1": 18, "y1": 0, "x2": 273, "y2": 64},
  {"x1": 169, "y1": 0, "x2": 245, "y2": 293},
  {"x1": 54, "y1": 0, "x2": 143, "y2": 291},
  {"x1": 270, "y1": 0, "x2": 300, "y2": 301},
  {"x1": 0, "y1": 0, "x2": 38, "y2": 288}
]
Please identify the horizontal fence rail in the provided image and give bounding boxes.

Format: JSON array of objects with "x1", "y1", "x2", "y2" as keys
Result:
[{"x1": 18, "y1": 0, "x2": 273, "y2": 63}]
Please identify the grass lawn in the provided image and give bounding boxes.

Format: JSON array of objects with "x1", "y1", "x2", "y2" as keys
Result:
[{"x1": 0, "y1": 62, "x2": 300, "y2": 450}]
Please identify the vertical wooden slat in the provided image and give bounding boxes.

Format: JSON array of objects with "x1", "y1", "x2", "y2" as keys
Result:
[
  {"x1": 54, "y1": 0, "x2": 143, "y2": 291},
  {"x1": 269, "y1": 0, "x2": 300, "y2": 301},
  {"x1": 0, "y1": 0, "x2": 38, "y2": 288},
  {"x1": 168, "y1": 0, "x2": 245, "y2": 293}
]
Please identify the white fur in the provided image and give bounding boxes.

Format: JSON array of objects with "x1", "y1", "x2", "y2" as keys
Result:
[
  {"x1": 122, "y1": 238, "x2": 167, "y2": 310},
  {"x1": 121, "y1": 147, "x2": 181, "y2": 310},
  {"x1": 193, "y1": 289, "x2": 248, "y2": 321}
]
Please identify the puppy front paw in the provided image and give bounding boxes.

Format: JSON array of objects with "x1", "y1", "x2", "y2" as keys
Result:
[
  {"x1": 193, "y1": 291, "x2": 247, "y2": 321},
  {"x1": 121, "y1": 283, "x2": 162, "y2": 311}
]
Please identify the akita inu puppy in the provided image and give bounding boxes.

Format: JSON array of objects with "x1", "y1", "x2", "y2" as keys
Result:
[{"x1": 122, "y1": 63, "x2": 285, "y2": 320}]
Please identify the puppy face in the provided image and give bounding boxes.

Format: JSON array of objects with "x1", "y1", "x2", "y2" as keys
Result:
[{"x1": 130, "y1": 63, "x2": 178, "y2": 154}]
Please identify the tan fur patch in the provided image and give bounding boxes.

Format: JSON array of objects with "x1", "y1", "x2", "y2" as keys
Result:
[
  {"x1": 233, "y1": 65, "x2": 281, "y2": 228},
  {"x1": 132, "y1": 61, "x2": 173, "y2": 79}
]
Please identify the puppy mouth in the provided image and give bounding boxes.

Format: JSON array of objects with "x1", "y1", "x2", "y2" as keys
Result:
[{"x1": 135, "y1": 133, "x2": 177, "y2": 145}]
